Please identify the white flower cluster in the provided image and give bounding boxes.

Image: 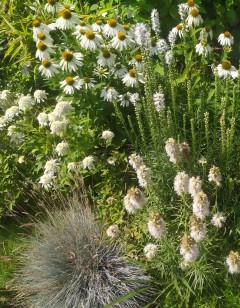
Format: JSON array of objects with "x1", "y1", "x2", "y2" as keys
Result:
[
  {"x1": 106, "y1": 224, "x2": 120, "y2": 238},
  {"x1": 144, "y1": 243, "x2": 158, "y2": 259},
  {"x1": 39, "y1": 158, "x2": 58, "y2": 190},
  {"x1": 153, "y1": 92, "x2": 165, "y2": 112},
  {"x1": 208, "y1": 165, "x2": 222, "y2": 186},
  {"x1": 226, "y1": 251, "x2": 240, "y2": 274},
  {"x1": 180, "y1": 234, "x2": 199, "y2": 265},
  {"x1": 165, "y1": 138, "x2": 187, "y2": 164},
  {"x1": 124, "y1": 187, "x2": 146, "y2": 214},
  {"x1": 128, "y1": 153, "x2": 151, "y2": 187},
  {"x1": 148, "y1": 212, "x2": 166, "y2": 238}
]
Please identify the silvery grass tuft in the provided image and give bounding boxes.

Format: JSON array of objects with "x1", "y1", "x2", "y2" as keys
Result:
[{"x1": 12, "y1": 194, "x2": 150, "y2": 308}]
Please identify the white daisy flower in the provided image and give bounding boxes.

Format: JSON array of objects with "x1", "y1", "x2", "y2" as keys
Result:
[
  {"x1": 97, "y1": 49, "x2": 116, "y2": 67},
  {"x1": 39, "y1": 173, "x2": 55, "y2": 189},
  {"x1": 44, "y1": 0, "x2": 63, "y2": 14},
  {"x1": 32, "y1": 19, "x2": 50, "y2": 40},
  {"x1": 60, "y1": 76, "x2": 82, "y2": 95},
  {"x1": 217, "y1": 60, "x2": 238, "y2": 79},
  {"x1": 218, "y1": 31, "x2": 234, "y2": 47},
  {"x1": 111, "y1": 63, "x2": 128, "y2": 78},
  {"x1": 5, "y1": 106, "x2": 19, "y2": 120},
  {"x1": 67, "y1": 162, "x2": 78, "y2": 172},
  {"x1": 122, "y1": 68, "x2": 144, "y2": 87},
  {"x1": 82, "y1": 155, "x2": 95, "y2": 170},
  {"x1": 186, "y1": 8, "x2": 203, "y2": 27},
  {"x1": 37, "y1": 112, "x2": 49, "y2": 126},
  {"x1": 211, "y1": 212, "x2": 226, "y2": 228},
  {"x1": 92, "y1": 19, "x2": 104, "y2": 32},
  {"x1": 102, "y1": 130, "x2": 114, "y2": 141},
  {"x1": 110, "y1": 31, "x2": 134, "y2": 51},
  {"x1": 44, "y1": 159, "x2": 59, "y2": 173},
  {"x1": 103, "y1": 18, "x2": 123, "y2": 37},
  {"x1": 36, "y1": 32, "x2": 53, "y2": 46},
  {"x1": 34, "y1": 89, "x2": 48, "y2": 103},
  {"x1": 118, "y1": 93, "x2": 131, "y2": 107},
  {"x1": 93, "y1": 66, "x2": 108, "y2": 78},
  {"x1": 55, "y1": 141, "x2": 69, "y2": 156},
  {"x1": 79, "y1": 77, "x2": 96, "y2": 90},
  {"x1": 72, "y1": 22, "x2": 91, "y2": 40},
  {"x1": 55, "y1": 8, "x2": 80, "y2": 30},
  {"x1": 144, "y1": 243, "x2": 157, "y2": 259},
  {"x1": 59, "y1": 50, "x2": 83, "y2": 72},
  {"x1": 100, "y1": 87, "x2": 119, "y2": 102},
  {"x1": 54, "y1": 100, "x2": 74, "y2": 117},
  {"x1": 171, "y1": 23, "x2": 185, "y2": 38},
  {"x1": 122, "y1": 24, "x2": 135, "y2": 37},
  {"x1": 39, "y1": 59, "x2": 59, "y2": 78},
  {"x1": 129, "y1": 54, "x2": 144, "y2": 72},
  {"x1": 50, "y1": 120, "x2": 68, "y2": 135},
  {"x1": 80, "y1": 30, "x2": 103, "y2": 51},
  {"x1": 195, "y1": 40, "x2": 212, "y2": 56},
  {"x1": 36, "y1": 42, "x2": 55, "y2": 60}
]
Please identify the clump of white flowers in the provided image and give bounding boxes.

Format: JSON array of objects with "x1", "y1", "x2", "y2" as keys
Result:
[
  {"x1": 102, "y1": 130, "x2": 114, "y2": 141},
  {"x1": 147, "y1": 212, "x2": 166, "y2": 238},
  {"x1": 128, "y1": 153, "x2": 144, "y2": 170},
  {"x1": 188, "y1": 176, "x2": 202, "y2": 197},
  {"x1": 33, "y1": 89, "x2": 48, "y2": 103},
  {"x1": 226, "y1": 251, "x2": 240, "y2": 274},
  {"x1": 165, "y1": 138, "x2": 181, "y2": 164},
  {"x1": 128, "y1": 153, "x2": 151, "y2": 187},
  {"x1": 153, "y1": 92, "x2": 165, "y2": 112},
  {"x1": 174, "y1": 171, "x2": 189, "y2": 196},
  {"x1": 67, "y1": 162, "x2": 78, "y2": 172},
  {"x1": 55, "y1": 141, "x2": 69, "y2": 156},
  {"x1": 180, "y1": 234, "x2": 199, "y2": 264},
  {"x1": 144, "y1": 243, "x2": 158, "y2": 259},
  {"x1": 106, "y1": 224, "x2": 120, "y2": 238},
  {"x1": 208, "y1": 165, "x2": 222, "y2": 186},
  {"x1": 190, "y1": 215, "x2": 206, "y2": 242},
  {"x1": 39, "y1": 173, "x2": 55, "y2": 190},
  {"x1": 82, "y1": 155, "x2": 95, "y2": 170},
  {"x1": 192, "y1": 191, "x2": 210, "y2": 219},
  {"x1": 124, "y1": 187, "x2": 146, "y2": 213},
  {"x1": 211, "y1": 212, "x2": 226, "y2": 228}
]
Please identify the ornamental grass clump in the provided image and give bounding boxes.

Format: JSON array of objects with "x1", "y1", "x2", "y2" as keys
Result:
[{"x1": 13, "y1": 197, "x2": 150, "y2": 308}]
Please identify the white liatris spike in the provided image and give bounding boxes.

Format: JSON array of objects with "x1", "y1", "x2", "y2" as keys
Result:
[
  {"x1": 174, "y1": 171, "x2": 189, "y2": 196},
  {"x1": 165, "y1": 50, "x2": 174, "y2": 65},
  {"x1": 168, "y1": 29, "x2": 177, "y2": 47},
  {"x1": 188, "y1": 176, "x2": 202, "y2": 197},
  {"x1": 226, "y1": 251, "x2": 240, "y2": 274},
  {"x1": 192, "y1": 191, "x2": 210, "y2": 219},
  {"x1": 106, "y1": 224, "x2": 120, "y2": 238},
  {"x1": 134, "y1": 23, "x2": 151, "y2": 48},
  {"x1": 128, "y1": 153, "x2": 144, "y2": 170},
  {"x1": 190, "y1": 215, "x2": 206, "y2": 242},
  {"x1": 151, "y1": 9, "x2": 161, "y2": 34},
  {"x1": 144, "y1": 243, "x2": 157, "y2": 259},
  {"x1": 124, "y1": 187, "x2": 146, "y2": 214},
  {"x1": 165, "y1": 138, "x2": 181, "y2": 164},
  {"x1": 211, "y1": 212, "x2": 226, "y2": 228},
  {"x1": 180, "y1": 234, "x2": 199, "y2": 263},
  {"x1": 136, "y1": 165, "x2": 151, "y2": 188},
  {"x1": 208, "y1": 165, "x2": 222, "y2": 186},
  {"x1": 153, "y1": 92, "x2": 165, "y2": 112},
  {"x1": 179, "y1": 142, "x2": 190, "y2": 160},
  {"x1": 147, "y1": 213, "x2": 166, "y2": 239}
]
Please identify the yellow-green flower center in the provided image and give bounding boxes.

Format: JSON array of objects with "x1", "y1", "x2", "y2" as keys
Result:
[
  {"x1": 58, "y1": 9, "x2": 72, "y2": 20},
  {"x1": 42, "y1": 59, "x2": 51, "y2": 68},
  {"x1": 32, "y1": 19, "x2": 41, "y2": 27},
  {"x1": 224, "y1": 31, "x2": 231, "y2": 38},
  {"x1": 190, "y1": 8, "x2": 199, "y2": 17},
  {"x1": 37, "y1": 42, "x2": 48, "y2": 51},
  {"x1": 80, "y1": 29, "x2": 86, "y2": 35},
  {"x1": 65, "y1": 77, "x2": 75, "y2": 85},
  {"x1": 177, "y1": 23, "x2": 183, "y2": 30},
  {"x1": 200, "y1": 39, "x2": 207, "y2": 46},
  {"x1": 86, "y1": 30, "x2": 95, "y2": 40},
  {"x1": 37, "y1": 32, "x2": 46, "y2": 40},
  {"x1": 123, "y1": 24, "x2": 130, "y2": 31},
  {"x1": 115, "y1": 63, "x2": 122, "y2": 70},
  {"x1": 102, "y1": 49, "x2": 110, "y2": 58},
  {"x1": 47, "y1": 0, "x2": 56, "y2": 5},
  {"x1": 187, "y1": 0, "x2": 195, "y2": 6},
  {"x1": 84, "y1": 77, "x2": 90, "y2": 83},
  {"x1": 79, "y1": 21, "x2": 86, "y2": 26},
  {"x1": 134, "y1": 54, "x2": 142, "y2": 62},
  {"x1": 108, "y1": 19, "x2": 117, "y2": 28},
  {"x1": 222, "y1": 60, "x2": 232, "y2": 70},
  {"x1": 129, "y1": 68, "x2": 135, "y2": 77},
  {"x1": 118, "y1": 31, "x2": 126, "y2": 41},
  {"x1": 62, "y1": 51, "x2": 73, "y2": 61},
  {"x1": 96, "y1": 19, "x2": 102, "y2": 25}
]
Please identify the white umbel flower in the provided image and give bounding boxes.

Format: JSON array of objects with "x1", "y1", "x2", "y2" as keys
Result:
[
  {"x1": 174, "y1": 171, "x2": 189, "y2": 196},
  {"x1": 151, "y1": 9, "x2": 161, "y2": 34},
  {"x1": 39, "y1": 59, "x2": 59, "y2": 78},
  {"x1": 122, "y1": 69, "x2": 144, "y2": 87},
  {"x1": 190, "y1": 215, "x2": 206, "y2": 242},
  {"x1": 217, "y1": 60, "x2": 238, "y2": 79},
  {"x1": 56, "y1": 8, "x2": 80, "y2": 30},
  {"x1": 80, "y1": 30, "x2": 103, "y2": 51},
  {"x1": 211, "y1": 212, "x2": 226, "y2": 228},
  {"x1": 82, "y1": 155, "x2": 95, "y2": 170},
  {"x1": 44, "y1": 0, "x2": 63, "y2": 13},
  {"x1": 189, "y1": 176, "x2": 202, "y2": 197},
  {"x1": 100, "y1": 87, "x2": 119, "y2": 102},
  {"x1": 60, "y1": 76, "x2": 81, "y2": 94},
  {"x1": 60, "y1": 50, "x2": 83, "y2": 72},
  {"x1": 39, "y1": 172, "x2": 55, "y2": 189},
  {"x1": 44, "y1": 159, "x2": 59, "y2": 173},
  {"x1": 97, "y1": 49, "x2": 116, "y2": 68},
  {"x1": 103, "y1": 18, "x2": 123, "y2": 37},
  {"x1": 37, "y1": 112, "x2": 49, "y2": 126},
  {"x1": 128, "y1": 153, "x2": 144, "y2": 170},
  {"x1": 124, "y1": 187, "x2": 146, "y2": 214},
  {"x1": 180, "y1": 234, "x2": 199, "y2": 263},
  {"x1": 192, "y1": 191, "x2": 210, "y2": 219},
  {"x1": 48, "y1": 111, "x2": 63, "y2": 123},
  {"x1": 144, "y1": 243, "x2": 157, "y2": 259},
  {"x1": 102, "y1": 130, "x2": 114, "y2": 141},
  {"x1": 186, "y1": 8, "x2": 203, "y2": 27},
  {"x1": 153, "y1": 92, "x2": 165, "y2": 112},
  {"x1": 218, "y1": 31, "x2": 234, "y2": 47},
  {"x1": 148, "y1": 213, "x2": 166, "y2": 239},
  {"x1": 226, "y1": 251, "x2": 240, "y2": 274},
  {"x1": 34, "y1": 89, "x2": 48, "y2": 103},
  {"x1": 36, "y1": 42, "x2": 55, "y2": 60},
  {"x1": 106, "y1": 224, "x2": 120, "y2": 238},
  {"x1": 208, "y1": 165, "x2": 222, "y2": 186},
  {"x1": 55, "y1": 141, "x2": 69, "y2": 156},
  {"x1": 18, "y1": 95, "x2": 35, "y2": 111}
]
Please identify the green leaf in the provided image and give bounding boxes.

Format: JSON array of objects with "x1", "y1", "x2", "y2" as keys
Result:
[{"x1": 90, "y1": 4, "x2": 99, "y2": 11}]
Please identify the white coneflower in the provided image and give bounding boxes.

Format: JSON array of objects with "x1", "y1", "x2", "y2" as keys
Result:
[
  {"x1": 60, "y1": 50, "x2": 83, "y2": 72},
  {"x1": 128, "y1": 153, "x2": 144, "y2": 170},
  {"x1": 39, "y1": 173, "x2": 55, "y2": 189},
  {"x1": 204, "y1": 25, "x2": 213, "y2": 40},
  {"x1": 100, "y1": 87, "x2": 119, "y2": 102},
  {"x1": 36, "y1": 32, "x2": 53, "y2": 45},
  {"x1": 144, "y1": 243, "x2": 157, "y2": 259},
  {"x1": 134, "y1": 23, "x2": 151, "y2": 48},
  {"x1": 192, "y1": 191, "x2": 210, "y2": 219},
  {"x1": 129, "y1": 54, "x2": 144, "y2": 72},
  {"x1": 5, "y1": 106, "x2": 19, "y2": 120},
  {"x1": 168, "y1": 29, "x2": 177, "y2": 47},
  {"x1": 34, "y1": 89, "x2": 48, "y2": 103},
  {"x1": 118, "y1": 93, "x2": 131, "y2": 107},
  {"x1": 124, "y1": 187, "x2": 146, "y2": 214},
  {"x1": 217, "y1": 60, "x2": 238, "y2": 79},
  {"x1": 226, "y1": 251, "x2": 240, "y2": 274},
  {"x1": 110, "y1": 31, "x2": 133, "y2": 51},
  {"x1": 82, "y1": 155, "x2": 95, "y2": 170},
  {"x1": 50, "y1": 120, "x2": 67, "y2": 135},
  {"x1": 165, "y1": 138, "x2": 181, "y2": 164},
  {"x1": 195, "y1": 40, "x2": 212, "y2": 56},
  {"x1": 80, "y1": 30, "x2": 103, "y2": 51},
  {"x1": 102, "y1": 130, "x2": 114, "y2": 141},
  {"x1": 122, "y1": 23, "x2": 135, "y2": 37},
  {"x1": 208, "y1": 165, "x2": 222, "y2": 186},
  {"x1": 55, "y1": 8, "x2": 80, "y2": 30},
  {"x1": 106, "y1": 224, "x2": 120, "y2": 238},
  {"x1": 218, "y1": 31, "x2": 234, "y2": 47},
  {"x1": 149, "y1": 38, "x2": 159, "y2": 56},
  {"x1": 93, "y1": 66, "x2": 108, "y2": 79},
  {"x1": 151, "y1": 9, "x2": 161, "y2": 34},
  {"x1": 54, "y1": 100, "x2": 74, "y2": 117},
  {"x1": 122, "y1": 68, "x2": 144, "y2": 87},
  {"x1": 97, "y1": 49, "x2": 116, "y2": 68},
  {"x1": 39, "y1": 59, "x2": 59, "y2": 78},
  {"x1": 72, "y1": 25, "x2": 90, "y2": 41},
  {"x1": 148, "y1": 213, "x2": 166, "y2": 239},
  {"x1": 129, "y1": 93, "x2": 140, "y2": 105},
  {"x1": 136, "y1": 165, "x2": 151, "y2": 187},
  {"x1": 67, "y1": 162, "x2": 78, "y2": 172},
  {"x1": 178, "y1": 3, "x2": 188, "y2": 21},
  {"x1": 188, "y1": 176, "x2": 202, "y2": 197},
  {"x1": 165, "y1": 50, "x2": 174, "y2": 65},
  {"x1": 153, "y1": 92, "x2": 165, "y2": 112},
  {"x1": 32, "y1": 19, "x2": 50, "y2": 39},
  {"x1": 111, "y1": 63, "x2": 128, "y2": 78},
  {"x1": 36, "y1": 42, "x2": 55, "y2": 60},
  {"x1": 44, "y1": 0, "x2": 63, "y2": 13},
  {"x1": 186, "y1": 8, "x2": 203, "y2": 27},
  {"x1": 180, "y1": 234, "x2": 199, "y2": 263},
  {"x1": 211, "y1": 212, "x2": 226, "y2": 228},
  {"x1": 185, "y1": 0, "x2": 199, "y2": 12},
  {"x1": 190, "y1": 215, "x2": 206, "y2": 242},
  {"x1": 44, "y1": 159, "x2": 59, "y2": 173},
  {"x1": 172, "y1": 23, "x2": 184, "y2": 38},
  {"x1": 79, "y1": 77, "x2": 96, "y2": 90},
  {"x1": 174, "y1": 171, "x2": 189, "y2": 196},
  {"x1": 55, "y1": 141, "x2": 69, "y2": 156},
  {"x1": 103, "y1": 18, "x2": 123, "y2": 37},
  {"x1": 18, "y1": 95, "x2": 35, "y2": 111},
  {"x1": 37, "y1": 112, "x2": 49, "y2": 126},
  {"x1": 60, "y1": 76, "x2": 81, "y2": 94},
  {"x1": 92, "y1": 19, "x2": 103, "y2": 32}
]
